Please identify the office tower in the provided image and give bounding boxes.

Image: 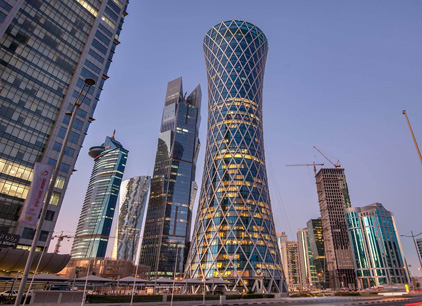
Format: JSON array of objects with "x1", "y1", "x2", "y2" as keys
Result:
[
  {"x1": 71, "y1": 133, "x2": 128, "y2": 259},
  {"x1": 185, "y1": 20, "x2": 285, "y2": 293},
  {"x1": 139, "y1": 77, "x2": 201, "y2": 279},
  {"x1": 316, "y1": 168, "x2": 356, "y2": 289},
  {"x1": 115, "y1": 176, "x2": 150, "y2": 262},
  {"x1": 307, "y1": 218, "x2": 329, "y2": 289},
  {"x1": 418, "y1": 239, "x2": 422, "y2": 264},
  {"x1": 0, "y1": 0, "x2": 129, "y2": 250},
  {"x1": 297, "y1": 228, "x2": 316, "y2": 290},
  {"x1": 280, "y1": 239, "x2": 301, "y2": 291},
  {"x1": 346, "y1": 203, "x2": 410, "y2": 289},
  {"x1": 276, "y1": 232, "x2": 287, "y2": 250}
]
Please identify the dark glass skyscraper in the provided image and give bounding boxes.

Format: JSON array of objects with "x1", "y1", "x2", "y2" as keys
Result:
[
  {"x1": 0, "y1": 0, "x2": 128, "y2": 250},
  {"x1": 71, "y1": 134, "x2": 128, "y2": 259},
  {"x1": 140, "y1": 77, "x2": 201, "y2": 279},
  {"x1": 306, "y1": 218, "x2": 329, "y2": 289},
  {"x1": 185, "y1": 20, "x2": 286, "y2": 293}
]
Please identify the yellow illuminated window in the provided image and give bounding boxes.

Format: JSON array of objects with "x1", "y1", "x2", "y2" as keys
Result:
[
  {"x1": 76, "y1": 0, "x2": 98, "y2": 16},
  {"x1": 101, "y1": 15, "x2": 116, "y2": 29}
]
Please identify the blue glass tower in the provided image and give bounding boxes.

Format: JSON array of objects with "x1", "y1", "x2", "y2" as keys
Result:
[
  {"x1": 185, "y1": 20, "x2": 286, "y2": 293},
  {"x1": 140, "y1": 78, "x2": 201, "y2": 279},
  {"x1": 346, "y1": 203, "x2": 410, "y2": 289},
  {"x1": 71, "y1": 133, "x2": 128, "y2": 259}
]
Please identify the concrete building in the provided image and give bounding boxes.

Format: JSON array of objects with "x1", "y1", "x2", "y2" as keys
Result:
[
  {"x1": 71, "y1": 134, "x2": 128, "y2": 259},
  {"x1": 417, "y1": 238, "x2": 422, "y2": 266},
  {"x1": 346, "y1": 203, "x2": 410, "y2": 289},
  {"x1": 139, "y1": 78, "x2": 201, "y2": 279},
  {"x1": 316, "y1": 168, "x2": 356, "y2": 289},
  {"x1": 0, "y1": 0, "x2": 129, "y2": 250},
  {"x1": 280, "y1": 238, "x2": 301, "y2": 291},
  {"x1": 184, "y1": 20, "x2": 286, "y2": 293}
]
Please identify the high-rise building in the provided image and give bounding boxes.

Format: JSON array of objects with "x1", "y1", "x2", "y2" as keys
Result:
[
  {"x1": 114, "y1": 176, "x2": 150, "y2": 262},
  {"x1": 306, "y1": 218, "x2": 329, "y2": 289},
  {"x1": 417, "y1": 238, "x2": 422, "y2": 265},
  {"x1": 0, "y1": 0, "x2": 129, "y2": 250},
  {"x1": 346, "y1": 203, "x2": 410, "y2": 289},
  {"x1": 185, "y1": 20, "x2": 286, "y2": 293},
  {"x1": 71, "y1": 133, "x2": 128, "y2": 259},
  {"x1": 297, "y1": 228, "x2": 317, "y2": 290},
  {"x1": 139, "y1": 77, "x2": 201, "y2": 279},
  {"x1": 316, "y1": 168, "x2": 356, "y2": 289},
  {"x1": 280, "y1": 239, "x2": 301, "y2": 291}
]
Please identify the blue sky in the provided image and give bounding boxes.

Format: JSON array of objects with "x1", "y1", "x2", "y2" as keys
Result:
[{"x1": 52, "y1": 1, "x2": 422, "y2": 275}]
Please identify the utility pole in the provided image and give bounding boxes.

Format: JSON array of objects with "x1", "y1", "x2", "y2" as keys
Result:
[
  {"x1": 401, "y1": 231, "x2": 422, "y2": 275},
  {"x1": 15, "y1": 78, "x2": 95, "y2": 306},
  {"x1": 403, "y1": 110, "x2": 422, "y2": 167}
]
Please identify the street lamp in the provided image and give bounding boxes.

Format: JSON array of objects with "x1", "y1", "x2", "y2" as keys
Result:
[
  {"x1": 15, "y1": 78, "x2": 95, "y2": 306},
  {"x1": 401, "y1": 231, "x2": 422, "y2": 276}
]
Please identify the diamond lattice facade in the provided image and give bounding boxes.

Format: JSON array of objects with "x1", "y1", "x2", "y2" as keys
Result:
[{"x1": 185, "y1": 20, "x2": 286, "y2": 293}]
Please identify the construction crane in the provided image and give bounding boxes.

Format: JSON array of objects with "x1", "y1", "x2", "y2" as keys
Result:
[
  {"x1": 286, "y1": 162, "x2": 324, "y2": 176},
  {"x1": 52, "y1": 231, "x2": 74, "y2": 254},
  {"x1": 313, "y1": 146, "x2": 341, "y2": 168}
]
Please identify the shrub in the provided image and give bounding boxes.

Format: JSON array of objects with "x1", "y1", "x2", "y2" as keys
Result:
[{"x1": 334, "y1": 292, "x2": 360, "y2": 296}]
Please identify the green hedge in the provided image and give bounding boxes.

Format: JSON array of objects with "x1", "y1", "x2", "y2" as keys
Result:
[
  {"x1": 86, "y1": 294, "x2": 163, "y2": 303},
  {"x1": 172, "y1": 294, "x2": 219, "y2": 301},
  {"x1": 334, "y1": 292, "x2": 360, "y2": 296},
  {"x1": 86, "y1": 293, "x2": 275, "y2": 303}
]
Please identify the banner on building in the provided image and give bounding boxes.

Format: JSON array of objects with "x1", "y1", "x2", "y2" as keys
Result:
[
  {"x1": 0, "y1": 233, "x2": 20, "y2": 248},
  {"x1": 18, "y1": 162, "x2": 54, "y2": 226}
]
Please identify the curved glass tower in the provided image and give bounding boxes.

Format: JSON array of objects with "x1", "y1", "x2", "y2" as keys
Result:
[{"x1": 185, "y1": 20, "x2": 286, "y2": 293}]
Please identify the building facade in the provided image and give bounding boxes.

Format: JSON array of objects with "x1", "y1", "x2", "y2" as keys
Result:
[
  {"x1": 185, "y1": 20, "x2": 286, "y2": 293},
  {"x1": 297, "y1": 228, "x2": 317, "y2": 290},
  {"x1": 417, "y1": 238, "x2": 422, "y2": 265},
  {"x1": 139, "y1": 77, "x2": 201, "y2": 279},
  {"x1": 316, "y1": 168, "x2": 356, "y2": 289},
  {"x1": 0, "y1": 0, "x2": 129, "y2": 250},
  {"x1": 346, "y1": 203, "x2": 410, "y2": 289},
  {"x1": 306, "y1": 218, "x2": 329, "y2": 289},
  {"x1": 71, "y1": 134, "x2": 128, "y2": 259},
  {"x1": 114, "y1": 176, "x2": 150, "y2": 263},
  {"x1": 280, "y1": 239, "x2": 301, "y2": 291}
]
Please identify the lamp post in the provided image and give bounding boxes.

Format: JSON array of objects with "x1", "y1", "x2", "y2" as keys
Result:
[
  {"x1": 402, "y1": 110, "x2": 422, "y2": 167},
  {"x1": 401, "y1": 231, "x2": 422, "y2": 275},
  {"x1": 14, "y1": 78, "x2": 95, "y2": 306}
]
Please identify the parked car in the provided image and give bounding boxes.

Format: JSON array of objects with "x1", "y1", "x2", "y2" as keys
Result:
[{"x1": 0, "y1": 290, "x2": 18, "y2": 296}]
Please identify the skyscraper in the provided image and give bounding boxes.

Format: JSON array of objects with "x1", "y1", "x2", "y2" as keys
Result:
[
  {"x1": 280, "y1": 239, "x2": 301, "y2": 291},
  {"x1": 346, "y1": 203, "x2": 410, "y2": 289},
  {"x1": 316, "y1": 168, "x2": 356, "y2": 289},
  {"x1": 0, "y1": 0, "x2": 129, "y2": 250},
  {"x1": 140, "y1": 77, "x2": 201, "y2": 279},
  {"x1": 297, "y1": 228, "x2": 316, "y2": 290},
  {"x1": 115, "y1": 176, "x2": 150, "y2": 262},
  {"x1": 306, "y1": 218, "x2": 329, "y2": 289},
  {"x1": 71, "y1": 133, "x2": 128, "y2": 259},
  {"x1": 417, "y1": 238, "x2": 422, "y2": 265},
  {"x1": 185, "y1": 20, "x2": 285, "y2": 293}
]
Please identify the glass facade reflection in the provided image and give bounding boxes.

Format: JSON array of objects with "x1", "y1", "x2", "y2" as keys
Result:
[
  {"x1": 115, "y1": 176, "x2": 150, "y2": 263},
  {"x1": 346, "y1": 203, "x2": 410, "y2": 289},
  {"x1": 306, "y1": 218, "x2": 329, "y2": 289},
  {"x1": 184, "y1": 20, "x2": 285, "y2": 293},
  {"x1": 280, "y1": 239, "x2": 301, "y2": 291},
  {"x1": 297, "y1": 228, "x2": 317, "y2": 290},
  {"x1": 71, "y1": 134, "x2": 128, "y2": 259},
  {"x1": 140, "y1": 77, "x2": 201, "y2": 279},
  {"x1": 0, "y1": 0, "x2": 128, "y2": 250}
]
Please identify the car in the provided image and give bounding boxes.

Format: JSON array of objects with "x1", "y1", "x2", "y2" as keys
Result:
[{"x1": 0, "y1": 290, "x2": 18, "y2": 296}]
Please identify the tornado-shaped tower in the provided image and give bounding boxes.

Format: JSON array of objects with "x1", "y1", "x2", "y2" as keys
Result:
[{"x1": 185, "y1": 20, "x2": 286, "y2": 293}]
